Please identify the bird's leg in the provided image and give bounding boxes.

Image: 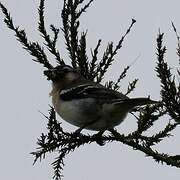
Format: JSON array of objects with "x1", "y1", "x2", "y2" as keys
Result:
[
  {"x1": 73, "y1": 122, "x2": 106, "y2": 146},
  {"x1": 74, "y1": 118, "x2": 101, "y2": 134},
  {"x1": 73, "y1": 118, "x2": 107, "y2": 146},
  {"x1": 92, "y1": 131, "x2": 105, "y2": 146},
  {"x1": 71, "y1": 127, "x2": 84, "y2": 140},
  {"x1": 108, "y1": 128, "x2": 120, "y2": 137},
  {"x1": 74, "y1": 125, "x2": 86, "y2": 134}
]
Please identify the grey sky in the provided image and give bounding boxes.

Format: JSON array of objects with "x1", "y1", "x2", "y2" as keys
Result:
[{"x1": 0, "y1": 0, "x2": 180, "y2": 179}]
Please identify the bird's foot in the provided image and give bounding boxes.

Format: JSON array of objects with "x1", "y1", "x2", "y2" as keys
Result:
[
  {"x1": 71, "y1": 127, "x2": 84, "y2": 139},
  {"x1": 92, "y1": 131, "x2": 105, "y2": 146},
  {"x1": 109, "y1": 128, "x2": 120, "y2": 137}
]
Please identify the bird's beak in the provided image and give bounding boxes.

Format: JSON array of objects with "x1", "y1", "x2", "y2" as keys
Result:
[{"x1": 44, "y1": 69, "x2": 54, "y2": 80}]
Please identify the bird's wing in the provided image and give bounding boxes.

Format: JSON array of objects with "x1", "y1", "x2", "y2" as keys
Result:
[{"x1": 60, "y1": 84, "x2": 128, "y2": 101}]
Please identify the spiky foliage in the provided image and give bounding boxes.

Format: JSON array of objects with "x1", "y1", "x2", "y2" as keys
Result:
[
  {"x1": 61, "y1": 0, "x2": 136, "y2": 82},
  {"x1": 0, "y1": 1, "x2": 54, "y2": 69},
  {"x1": 31, "y1": 105, "x2": 179, "y2": 179},
  {"x1": 0, "y1": 0, "x2": 180, "y2": 180},
  {"x1": 156, "y1": 31, "x2": 180, "y2": 123}
]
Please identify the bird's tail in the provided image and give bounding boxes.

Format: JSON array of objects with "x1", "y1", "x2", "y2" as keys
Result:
[
  {"x1": 113, "y1": 97, "x2": 159, "y2": 108},
  {"x1": 123, "y1": 97, "x2": 159, "y2": 107}
]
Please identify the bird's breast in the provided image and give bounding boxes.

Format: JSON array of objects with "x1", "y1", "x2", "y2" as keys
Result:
[
  {"x1": 52, "y1": 91, "x2": 128, "y2": 131},
  {"x1": 53, "y1": 93, "x2": 98, "y2": 127}
]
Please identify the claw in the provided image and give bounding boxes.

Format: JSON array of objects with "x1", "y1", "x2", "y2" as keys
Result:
[{"x1": 92, "y1": 131, "x2": 105, "y2": 146}]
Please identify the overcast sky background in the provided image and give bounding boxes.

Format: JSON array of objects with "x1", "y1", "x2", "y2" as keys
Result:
[{"x1": 0, "y1": 0, "x2": 180, "y2": 180}]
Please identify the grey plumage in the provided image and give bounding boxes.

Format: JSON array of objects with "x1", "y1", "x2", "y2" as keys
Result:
[{"x1": 44, "y1": 65, "x2": 158, "y2": 131}]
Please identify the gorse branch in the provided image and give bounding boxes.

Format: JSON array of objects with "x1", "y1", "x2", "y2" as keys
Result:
[
  {"x1": 38, "y1": 0, "x2": 64, "y2": 65},
  {"x1": 61, "y1": 0, "x2": 136, "y2": 82},
  {"x1": 156, "y1": 32, "x2": 180, "y2": 123},
  {"x1": 31, "y1": 106, "x2": 179, "y2": 179},
  {"x1": 0, "y1": 2, "x2": 53, "y2": 69},
  {"x1": 76, "y1": 0, "x2": 94, "y2": 18},
  {"x1": 89, "y1": 39, "x2": 102, "y2": 80},
  {"x1": 113, "y1": 65, "x2": 130, "y2": 90},
  {"x1": 76, "y1": 32, "x2": 89, "y2": 78},
  {"x1": 61, "y1": 0, "x2": 80, "y2": 68},
  {"x1": 96, "y1": 19, "x2": 136, "y2": 83},
  {"x1": 1, "y1": 0, "x2": 180, "y2": 180},
  {"x1": 125, "y1": 78, "x2": 138, "y2": 95},
  {"x1": 172, "y1": 22, "x2": 180, "y2": 63}
]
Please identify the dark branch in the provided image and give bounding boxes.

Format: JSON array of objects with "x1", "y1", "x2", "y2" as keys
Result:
[
  {"x1": 155, "y1": 32, "x2": 180, "y2": 123},
  {"x1": 0, "y1": 2, "x2": 53, "y2": 69},
  {"x1": 96, "y1": 19, "x2": 136, "y2": 83},
  {"x1": 125, "y1": 78, "x2": 138, "y2": 95},
  {"x1": 89, "y1": 39, "x2": 102, "y2": 80},
  {"x1": 31, "y1": 107, "x2": 180, "y2": 179},
  {"x1": 1, "y1": 1, "x2": 180, "y2": 180},
  {"x1": 38, "y1": 0, "x2": 64, "y2": 65}
]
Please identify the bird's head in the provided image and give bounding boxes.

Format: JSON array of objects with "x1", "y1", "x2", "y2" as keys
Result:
[{"x1": 44, "y1": 65, "x2": 81, "y2": 84}]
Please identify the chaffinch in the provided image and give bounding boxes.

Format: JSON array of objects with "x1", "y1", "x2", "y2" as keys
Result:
[{"x1": 44, "y1": 65, "x2": 158, "y2": 132}]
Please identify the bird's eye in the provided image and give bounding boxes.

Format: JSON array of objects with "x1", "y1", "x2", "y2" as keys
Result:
[
  {"x1": 53, "y1": 65, "x2": 74, "y2": 77},
  {"x1": 62, "y1": 66, "x2": 72, "y2": 73},
  {"x1": 63, "y1": 68, "x2": 69, "y2": 73}
]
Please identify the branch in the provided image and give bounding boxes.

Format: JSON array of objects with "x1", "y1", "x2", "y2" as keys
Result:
[
  {"x1": 76, "y1": 0, "x2": 94, "y2": 18},
  {"x1": 76, "y1": 32, "x2": 89, "y2": 78},
  {"x1": 38, "y1": 0, "x2": 64, "y2": 65},
  {"x1": 61, "y1": 0, "x2": 80, "y2": 68},
  {"x1": 96, "y1": 19, "x2": 136, "y2": 83},
  {"x1": 32, "y1": 107, "x2": 180, "y2": 180},
  {"x1": 171, "y1": 22, "x2": 180, "y2": 63},
  {"x1": 125, "y1": 78, "x2": 138, "y2": 95},
  {"x1": 89, "y1": 39, "x2": 102, "y2": 80},
  {"x1": 2, "y1": 1, "x2": 180, "y2": 180},
  {"x1": 0, "y1": 2, "x2": 53, "y2": 69},
  {"x1": 155, "y1": 31, "x2": 180, "y2": 123}
]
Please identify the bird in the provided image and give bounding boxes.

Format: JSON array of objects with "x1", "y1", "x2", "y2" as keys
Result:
[{"x1": 44, "y1": 65, "x2": 158, "y2": 132}]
